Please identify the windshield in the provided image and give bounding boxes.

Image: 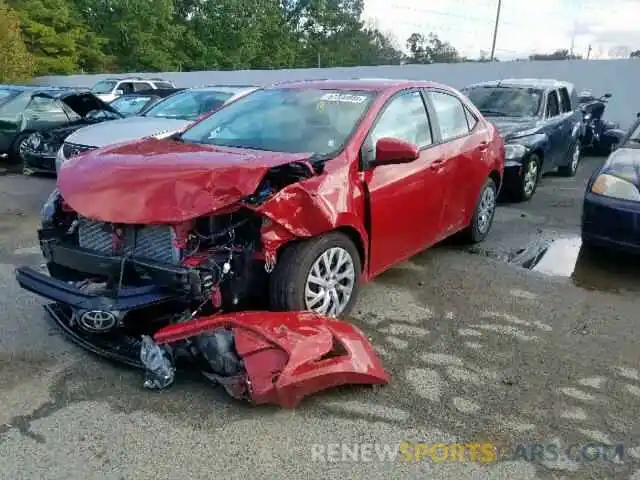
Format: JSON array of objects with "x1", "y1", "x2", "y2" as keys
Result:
[
  {"x1": 180, "y1": 88, "x2": 375, "y2": 155},
  {"x1": 110, "y1": 95, "x2": 154, "y2": 116},
  {"x1": 464, "y1": 87, "x2": 543, "y2": 117},
  {"x1": 90, "y1": 81, "x2": 117, "y2": 95},
  {"x1": 143, "y1": 89, "x2": 235, "y2": 120}
]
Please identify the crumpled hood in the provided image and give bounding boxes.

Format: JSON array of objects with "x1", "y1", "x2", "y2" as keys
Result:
[
  {"x1": 486, "y1": 117, "x2": 540, "y2": 140},
  {"x1": 63, "y1": 116, "x2": 190, "y2": 148},
  {"x1": 57, "y1": 137, "x2": 314, "y2": 224},
  {"x1": 601, "y1": 147, "x2": 640, "y2": 187}
]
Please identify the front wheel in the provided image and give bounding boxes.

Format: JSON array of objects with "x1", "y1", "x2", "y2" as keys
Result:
[
  {"x1": 460, "y1": 177, "x2": 497, "y2": 243},
  {"x1": 512, "y1": 154, "x2": 540, "y2": 202},
  {"x1": 268, "y1": 232, "x2": 361, "y2": 318},
  {"x1": 8, "y1": 133, "x2": 30, "y2": 166}
]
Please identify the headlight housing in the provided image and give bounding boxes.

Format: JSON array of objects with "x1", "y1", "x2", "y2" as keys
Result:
[
  {"x1": 505, "y1": 144, "x2": 527, "y2": 160},
  {"x1": 40, "y1": 188, "x2": 61, "y2": 226},
  {"x1": 591, "y1": 173, "x2": 640, "y2": 202}
]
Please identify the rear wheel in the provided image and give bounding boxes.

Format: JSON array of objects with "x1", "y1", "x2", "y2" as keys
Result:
[
  {"x1": 558, "y1": 142, "x2": 581, "y2": 177},
  {"x1": 460, "y1": 177, "x2": 497, "y2": 243},
  {"x1": 268, "y1": 232, "x2": 361, "y2": 318}
]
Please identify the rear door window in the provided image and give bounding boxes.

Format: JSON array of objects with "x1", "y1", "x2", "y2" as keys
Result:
[{"x1": 429, "y1": 91, "x2": 470, "y2": 141}]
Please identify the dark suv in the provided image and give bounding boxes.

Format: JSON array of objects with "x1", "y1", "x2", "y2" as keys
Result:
[{"x1": 462, "y1": 79, "x2": 583, "y2": 201}]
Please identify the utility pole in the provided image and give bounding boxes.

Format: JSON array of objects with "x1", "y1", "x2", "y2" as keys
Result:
[
  {"x1": 586, "y1": 44, "x2": 592, "y2": 60},
  {"x1": 490, "y1": 0, "x2": 502, "y2": 61}
]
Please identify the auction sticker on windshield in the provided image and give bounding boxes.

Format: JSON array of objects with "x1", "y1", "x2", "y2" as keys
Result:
[{"x1": 320, "y1": 93, "x2": 368, "y2": 103}]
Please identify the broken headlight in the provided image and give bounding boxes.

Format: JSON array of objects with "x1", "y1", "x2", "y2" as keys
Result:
[
  {"x1": 26, "y1": 132, "x2": 59, "y2": 155},
  {"x1": 40, "y1": 188, "x2": 61, "y2": 227}
]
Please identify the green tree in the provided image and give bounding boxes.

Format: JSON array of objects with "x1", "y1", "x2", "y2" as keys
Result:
[
  {"x1": 9, "y1": 0, "x2": 107, "y2": 75},
  {"x1": 0, "y1": 0, "x2": 34, "y2": 82},
  {"x1": 630, "y1": 50, "x2": 640, "y2": 59},
  {"x1": 75, "y1": 0, "x2": 184, "y2": 72},
  {"x1": 406, "y1": 32, "x2": 460, "y2": 64}
]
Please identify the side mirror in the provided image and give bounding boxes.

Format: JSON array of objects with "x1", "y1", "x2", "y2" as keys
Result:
[
  {"x1": 370, "y1": 137, "x2": 419, "y2": 167},
  {"x1": 602, "y1": 93, "x2": 612, "y2": 99},
  {"x1": 115, "y1": 89, "x2": 124, "y2": 96}
]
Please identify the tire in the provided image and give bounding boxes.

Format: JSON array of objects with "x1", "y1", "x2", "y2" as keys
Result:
[
  {"x1": 460, "y1": 177, "x2": 498, "y2": 244},
  {"x1": 558, "y1": 141, "x2": 581, "y2": 177},
  {"x1": 268, "y1": 231, "x2": 362, "y2": 318},
  {"x1": 8, "y1": 133, "x2": 30, "y2": 166},
  {"x1": 512, "y1": 154, "x2": 541, "y2": 202}
]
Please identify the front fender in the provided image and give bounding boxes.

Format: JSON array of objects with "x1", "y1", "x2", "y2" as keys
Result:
[
  {"x1": 505, "y1": 133, "x2": 548, "y2": 166},
  {"x1": 249, "y1": 180, "x2": 369, "y2": 265}
]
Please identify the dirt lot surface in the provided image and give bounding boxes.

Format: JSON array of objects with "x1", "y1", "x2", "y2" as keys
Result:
[{"x1": 0, "y1": 157, "x2": 639, "y2": 479}]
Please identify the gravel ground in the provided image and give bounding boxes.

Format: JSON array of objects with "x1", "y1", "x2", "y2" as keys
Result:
[{"x1": 0, "y1": 156, "x2": 639, "y2": 480}]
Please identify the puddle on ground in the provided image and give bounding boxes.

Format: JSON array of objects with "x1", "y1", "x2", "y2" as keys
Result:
[{"x1": 468, "y1": 236, "x2": 640, "y2": 294}]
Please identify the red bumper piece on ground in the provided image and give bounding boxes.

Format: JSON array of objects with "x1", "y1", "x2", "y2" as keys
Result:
[{"x1": 153, "y1": 311, "x2": 390, "y2": 408}]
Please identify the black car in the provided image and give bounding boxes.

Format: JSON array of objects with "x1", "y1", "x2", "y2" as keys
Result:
[
  {"x1": 18, "y1": 90, "x2": 123, "y2": 174},
  {"x1": 0, "y1": 85, "x2": 75, "y2": 162},
  {"x1": 109, "y1": 88, "x2": 185, "y2": 117},
  {"x1": 462, "y1": 79, "x2": 584, "y2": 201}
]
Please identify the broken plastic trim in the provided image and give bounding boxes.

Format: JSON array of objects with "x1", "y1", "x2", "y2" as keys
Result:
[{"x1": 140, "y1": 335, "x2": 176, "y2": 389}]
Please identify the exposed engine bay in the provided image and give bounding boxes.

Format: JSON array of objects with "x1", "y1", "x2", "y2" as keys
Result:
[
  {"x1": 36, "y1": 160, "x2": 316, "y2": 328},
  {"x1": 15, "y1": 161, "x2": 390, "y2": 407}
]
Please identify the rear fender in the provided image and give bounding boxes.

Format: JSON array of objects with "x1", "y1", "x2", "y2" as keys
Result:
[{"x1": 153, "y1": 311, "x2": 390, "y2": 408}]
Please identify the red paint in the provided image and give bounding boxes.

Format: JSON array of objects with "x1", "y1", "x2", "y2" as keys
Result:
[
  {"x1": 57, "y1": 138, "x2": 315, "y2": 224},
  {"x1": 153, "y1": 311, "x2": 390, "y2": 408},
  {"x1": 57, "y1": 79, "x2": 503, "y2": 281},
  {"x1": 371, "y1": 137, "x2": 419, "y2": 166}
]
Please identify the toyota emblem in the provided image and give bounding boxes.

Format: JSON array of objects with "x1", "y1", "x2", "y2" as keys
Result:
[{"x1": 78, "y1": 310, "x2": 117, "y2": 333}]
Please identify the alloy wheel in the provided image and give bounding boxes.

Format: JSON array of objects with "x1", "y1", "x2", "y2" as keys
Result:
[
  {"x1": 304, "y1": 246, "x2": 356, "y2": 317},
  {"x1": 570, "y1": 143, "x2": 581, "y2": 173},
  {"x1": 476, "y1": 184, "x2": 496, "y2": 234},
  {"x1": 523, "y1": 159, "x2": 538, "y2": 197}
]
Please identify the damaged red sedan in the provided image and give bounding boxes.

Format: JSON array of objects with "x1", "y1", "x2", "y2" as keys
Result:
[{"x1": 16, "y1": 79, "x2": 503, "y2": 405}]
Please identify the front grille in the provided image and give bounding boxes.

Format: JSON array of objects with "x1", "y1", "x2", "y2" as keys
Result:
[
  {"x1": 62, "y1": 142, "x2": 96, "y2": 159},
  {"x1": 77, "y1": 217, "x2": 180, "y2": 264}
]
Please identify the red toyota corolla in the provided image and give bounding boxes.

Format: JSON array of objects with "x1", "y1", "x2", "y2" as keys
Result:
[{"x1": 18, "y1": 79, "x2": 504, "y2": 326}]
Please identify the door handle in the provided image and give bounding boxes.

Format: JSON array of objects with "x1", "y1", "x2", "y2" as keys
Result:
[
  {"x1": 429, "y1": 159, "x2": 445, "y2": 169},
  {"x1": 479, "y1": 141, "x2": 489, "y2": 151}
]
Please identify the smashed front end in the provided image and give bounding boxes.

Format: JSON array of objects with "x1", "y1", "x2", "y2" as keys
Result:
[
  {"x1": 14, "y1": 159, "x2": 389, "y2": 406},
  {"x1": 17, "y1": 186, "x2": 276, "y2": 336}
]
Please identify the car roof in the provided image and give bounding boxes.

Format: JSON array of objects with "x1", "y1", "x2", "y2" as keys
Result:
[
  {"x1": 32, "y1": 89, "x2": 98, "y2": 100},
  {"x1": 266, "y1": 78, "x2": 447, "y2": 92},
  {"x1": 114, "y1": 88, "x2": 185, "y2": 99},
  {"x1": 465, "y1": 78, "x2": 575, "y2": 90}
]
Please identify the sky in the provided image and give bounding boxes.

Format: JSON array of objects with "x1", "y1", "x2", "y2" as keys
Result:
[{"x1": 363, "y1": 0, "x2": 640, "y2": 60}]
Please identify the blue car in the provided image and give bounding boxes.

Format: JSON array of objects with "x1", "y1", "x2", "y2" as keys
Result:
[{"x1": 582, "y1": 116, "x2": 640, "y2": 253}]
